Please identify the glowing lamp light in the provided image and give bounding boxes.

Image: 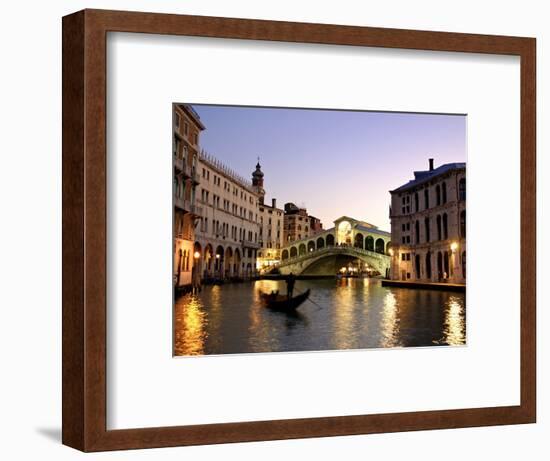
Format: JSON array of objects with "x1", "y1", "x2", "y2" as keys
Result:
[
  {"x1": 450, "y1": 242, "x2": 458, "y2": 252},
  {"x1": 216, "y1": 254, "x2": 221, "y2": 259},
  {"x1": 193, "y1": 251, "x2": 201, "y2": 259}
]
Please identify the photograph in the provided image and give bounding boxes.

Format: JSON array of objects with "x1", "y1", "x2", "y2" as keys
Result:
[{"x1": 172, "y1": 104, "x2": 466, "y2": 356}]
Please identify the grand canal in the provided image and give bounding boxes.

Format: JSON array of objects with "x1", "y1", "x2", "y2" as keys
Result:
[{"x1": 173, "y1": 278, "x2": 466, "y2": 356}]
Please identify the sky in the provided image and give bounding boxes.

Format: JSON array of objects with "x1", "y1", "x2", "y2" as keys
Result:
[{"x1": 191, "y1": 104, "x2": 466, "y2": 232}]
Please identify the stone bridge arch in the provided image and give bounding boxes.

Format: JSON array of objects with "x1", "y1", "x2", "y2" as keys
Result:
[{"x1": 278, "y1": 246, "x2": 390, "y2": 277}]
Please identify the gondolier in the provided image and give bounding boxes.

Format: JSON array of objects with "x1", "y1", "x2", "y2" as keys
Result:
[{"x1": 286, "y1": 272, "x2": 296, "y2": 299}]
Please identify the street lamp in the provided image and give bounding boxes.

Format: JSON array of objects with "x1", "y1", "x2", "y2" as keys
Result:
[
  {"x1": 194, "y1": 251, "x2": 200, "y2": 259},
  {"x1": 450, "y1": 242, "x2": 458, "y2": 253}
]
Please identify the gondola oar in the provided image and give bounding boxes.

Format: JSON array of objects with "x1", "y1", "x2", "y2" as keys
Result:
[
  {"x1": 296, "y1": 289, "x2": 323, "y2": 310},
  {"x1": 306, "y1": 297, "x2": 324, "y2": 310}
]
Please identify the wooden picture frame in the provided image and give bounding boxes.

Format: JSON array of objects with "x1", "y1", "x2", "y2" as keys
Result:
[{"x1": 62, "y1": 9, "x2": 536, "y2": 452}]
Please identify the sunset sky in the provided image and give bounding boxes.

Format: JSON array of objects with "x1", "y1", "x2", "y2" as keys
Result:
[{"x1": 192, "y1": 104, "x2": 466, "y2": 232}]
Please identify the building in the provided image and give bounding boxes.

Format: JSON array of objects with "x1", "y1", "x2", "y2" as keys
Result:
[
  {"x1": 283, "y1": 202, "x2": 323, "y2": 243},
  {"x1": 256, "y1": 198, "x2": 284, "y2": 271},
  {"x1": 193, "y1": 152, "x2": 262, "y2": 280},
  {"x1": 173, "y1": 104, "x2": 312, "y2": 284},
  {"x1": 388, "y1": 159, "x2": 466, "y2": 284},
  {"x1": 308, "y1": 215, "x2": 323, "y2": 235},
  {"x1": 173, "y1": 104, "x2": 203, "y2": 289},
  {"x1": 252, "y1": 162, "x2": 285, "y2": 272}
]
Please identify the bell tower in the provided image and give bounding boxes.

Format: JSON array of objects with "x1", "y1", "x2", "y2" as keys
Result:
[{"x1": 252, "y1": 158, "x2": 265, "y2": 204}]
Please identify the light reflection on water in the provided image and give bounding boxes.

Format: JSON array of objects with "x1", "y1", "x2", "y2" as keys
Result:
[
  {"x1": 173, "y1": 278, "x2": 466, "y2": 356},
  {"x1": 173, "y1": 295, "x2": 207, "y2": 356},
  {"x1": 381, "y1": 291, "x2": 400, "y2": 348}
]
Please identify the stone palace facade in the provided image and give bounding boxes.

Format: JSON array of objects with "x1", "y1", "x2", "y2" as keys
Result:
[
  {"x1": 389, "y1": 159, "x2": 466, "y2": 284},
  {"x1": 173, "y1": 104, "x2": 287, "y2": 289}
]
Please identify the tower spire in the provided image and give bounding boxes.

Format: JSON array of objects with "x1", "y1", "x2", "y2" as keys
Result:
[{"x1": 252, "y1": 157, "x2": 265, "y2": 203}]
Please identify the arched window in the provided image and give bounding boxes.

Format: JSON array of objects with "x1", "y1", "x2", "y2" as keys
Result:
[
  {"x1": 415, "y1": 220, "x2": 420, "y2": 244},
  {"x1": 460, "y1": 210, "x2": 466, "y2": 238},
  {"x1": 424, "y1": 217, "x2": 431, "y2": 242},
  {"x1": 424, "y1": 188, "x2": 429, "y2": 209},
  {"x1": 354, "y1": 233, "x2": 364, "y2": 248},
  {"x1": 442, "y1": 182, "x2": 447, "y2": 204},
  {"x1": 177, "y1": 249, "x2": 183, "y2": 280},
  {"x1": 444, "y1": 251, "x2": 450, "y2": 278},
  {"x1": 298, "y1": 244, "x2": 306, "y2": 255},
  {"x1": 282, "y1": 249, "x2": 289, "y2": 260},
  {"x1": 365, "y1": 236, "x2": 374, "y2": 251},
  {"x1": 415, "y1": 254, "x2": 421, "y2": 279},
  {"x1": 425, "y1": 252, "x2": 432, "y2": 279},
  {"x1": 316, "y1": 237, "x2": 325, "y2": 249},
  {"x1": 437, "y1": 252, "x2": 443, "y2": 280},
  {"x1": 459, "y1": 178, "x2": 466, "y2": 201},
  {"x1": 176, "y1": 181, "x2": 185, "y2": 198},
  {"x1": 290, "y1": 247, "x2": 297, "y2": 258},
  {"x1": 414, "y1": 192, "x2": 419, "y2": 212},
  {"x1": 436, "y1": 185, "x2": 441, "y2": 206},
  {"x1": 375, "y1": 238, "x2": 385, "y2": 254},
  {"x1": 307, "y1": 241, "x2": 315, "y2": 252},
  {"x1": 443, "y1": 213, "x2": 448, "y2": 240},
  {"x1": 337, "y1": 221, "x2": 352, "y2": 245},
  {"x1": 436, "y1": 215, "x2": 442, "y2": 240},
  {"x1": 326, "y1": 234, "x2": 335, "y2": 246}
]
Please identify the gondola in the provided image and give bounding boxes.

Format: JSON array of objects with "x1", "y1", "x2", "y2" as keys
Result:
[{"x1": 259, "y1": 289, "x2": 311, "y2": 312}]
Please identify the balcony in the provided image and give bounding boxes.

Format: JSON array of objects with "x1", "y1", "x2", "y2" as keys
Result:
[
  {"x1": 242, "y1": 241, "x2": 261, "y2": 250},
  {"x1": 189, "y1": 204, "x2": 203, "y2": 217},
  {"x1": 175, "y1": 231, "x2": 193, "y2": 241},
  {"x1": 191, "y1": 167, "x2": 200, "y2": 185},
  {"x1": 174, "y1": 196, "x2": 189, "y2": 211},
  {"x1": 174, "y1": 157, "x2": 192, "y2": 178}
]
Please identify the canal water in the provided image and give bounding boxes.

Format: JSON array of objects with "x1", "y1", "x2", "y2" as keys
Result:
[{"x1": 174, "y1": 278, "x2": 466, "y2": 356}]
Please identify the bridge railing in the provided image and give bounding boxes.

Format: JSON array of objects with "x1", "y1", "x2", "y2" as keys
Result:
[{"x1": 278, "y1": 245, "x2": 389, "y2": 268}]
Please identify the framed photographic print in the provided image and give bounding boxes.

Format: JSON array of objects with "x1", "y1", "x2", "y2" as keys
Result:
[
  {"x1": 62, "y1": 9, "x2": 536, "y2": 451},
  {"x1": 172, "y1": 103, "x2": 467, "y2": 356}
]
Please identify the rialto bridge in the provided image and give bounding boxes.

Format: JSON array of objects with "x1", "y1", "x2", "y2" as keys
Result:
[{"x1": 278, "y1": 216, "x2": 391, "y2": 276}]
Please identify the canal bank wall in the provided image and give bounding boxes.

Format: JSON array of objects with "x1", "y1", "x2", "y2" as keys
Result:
[{"x1": 381, "y1": 280, "x2": 466, "y2": 293}]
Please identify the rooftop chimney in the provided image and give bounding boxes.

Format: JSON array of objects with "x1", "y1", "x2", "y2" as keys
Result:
[
  {"x1": 272, "y1": 198, "x2": 277, "y2": 209},
  {"x1": 429, "y1": 158, "x2": 434, "y2": 171}
]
